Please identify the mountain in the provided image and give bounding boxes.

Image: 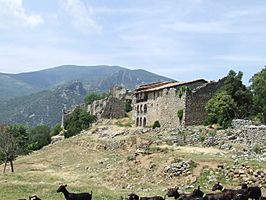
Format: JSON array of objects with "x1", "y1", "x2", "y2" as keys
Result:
[
  {"x1": 0, "y1": 65, "x2": 173, "y2": 127},
  {"x1": 98, "y1": 69, "x2": 173, "y2": 90},
  {"x1": 0, "y1": 81, "x2": 87, "y2": 127},
  {"x1": 0, "y1": 65, "x2": 123, "y2": 101}
]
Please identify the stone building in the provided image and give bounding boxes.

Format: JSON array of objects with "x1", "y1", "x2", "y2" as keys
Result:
[
  {"x1": 87, "y1": 86, "x2": 132, "y2": 119},
  {"x1": 133, "y1": 79, "x2": 224, "y2": 129}
]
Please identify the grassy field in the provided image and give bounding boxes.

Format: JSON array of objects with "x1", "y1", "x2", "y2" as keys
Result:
[{"x1": 0, "y1": 126, "x2": 265, "y2": 199}]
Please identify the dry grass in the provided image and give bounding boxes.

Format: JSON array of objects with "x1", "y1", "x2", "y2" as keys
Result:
[{"x1": 0, "y1": 126, "x2": 265, "y2": 199}]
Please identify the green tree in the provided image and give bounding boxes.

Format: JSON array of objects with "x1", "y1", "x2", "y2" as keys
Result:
[
  {"x1": 84, "y1": 92, "x2": 110, "y2": 105},
  {"x1": 29, "y1": 125, "x2": 51, "y2": 151},
  {"x1": 9, "y1": 124, "x2": 30, "y2": 155},
  {"x1": 64, "y1": 108, "x2": 96, "y2": 138},
  {"x1": 220, "y1": 70, "x2": 253, "y2": 118},
  {"x1": 0, "y1": 125, "x2": 17, "y2": 173},
  {"x1": 250, "y1": 67, "x2": 266, "y2": 124},
  {"x1": 205, "y1": 91, "x2": 236, "y2": 128},
  {"x1": 125, "y1": 99, "x2": 132, "y2": 112},
  {"x1": 50, "y1": 123, "x2": 62, "y2": 137}
]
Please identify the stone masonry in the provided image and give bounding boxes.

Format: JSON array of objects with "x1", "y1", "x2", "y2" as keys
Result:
[{"x1": 132, "y1": 79, "x2": 225, "y2": 129}]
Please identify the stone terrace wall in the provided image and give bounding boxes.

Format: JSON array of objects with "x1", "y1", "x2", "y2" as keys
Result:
[
  {"x1": 184, "y1": 78, "x2": 225, "y2": 126},
  {"x1": 231, "y1": 119, "x2": 266, "y2": 145},
  {"x1": 232, "y1": 119, "x2": 252, "y2": 129},
  {"x1": 240, "y1": 125, "x2": 266, "y2": 145}
]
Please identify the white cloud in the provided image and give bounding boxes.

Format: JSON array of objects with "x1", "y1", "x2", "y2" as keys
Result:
[
  {"x1": 0, "y1": 0, "x2": 43, "y2": 28},
  {"x1": 61, "y1": 0, "x2": 101, "y2": 34}
]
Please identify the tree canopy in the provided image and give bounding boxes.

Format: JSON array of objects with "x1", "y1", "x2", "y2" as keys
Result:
[
  {"x1": 205, "y1": 70, "x2": 252, "y2": 127},
  {"x1": 64, "y1": 108, "x2": 96, "y2": 138},
  {"x1": 250, "y1": 67, "x2": 266, "y2": 124}
]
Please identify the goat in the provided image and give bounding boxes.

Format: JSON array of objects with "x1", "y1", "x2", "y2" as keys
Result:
[
  {"x1": 57, "y1": 184, "x2": 92, "y2": 200},
  {"x1": 29, "y1": 195, "x2": 41, "y2": 200},
  {"x1": 166, "y1": 186, "x2": 202, "y2": 200},
  {"x1": 128, "y1": 193, "x2": 165, "y2": 200},
  {"x1": 192, "y1": 186, "x2": 234, "y2": 200},
  {"x1": 241, "y1": 184, "x2": 261, "y2": 200},
  {"x1": 212, "y1": 182, "x2": 249, "y2": 200},
  {"x1": 18, "y1": 194, "x2": 41, "y2": 200}
]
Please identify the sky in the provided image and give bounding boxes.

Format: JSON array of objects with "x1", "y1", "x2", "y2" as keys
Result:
[{"x1": 0, "y1": 0, "x2": 266, "y2": 84}]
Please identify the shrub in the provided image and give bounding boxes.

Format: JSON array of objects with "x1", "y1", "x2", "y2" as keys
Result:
[
  {"x1": 50, "y1": 124, "x2": 62, "y2": 137},
  {"x1": 252, "y1": 144, "x2": 262, "y2": 154},
  {"x1": 84, "y1": 92, "x2": 110, "y2": 105},
  {"x1": 64, "y1": 108, "x2": 96, "y2": 138},
  {"x1": 199, "y1": 135, "x2": 206, "y2": 142},
  {"x1": 177, "y1": 109, "x2": 184, "y2": 122},
  {"x1": 124, "y1": 100, "x2": 132, "y2": 112},
  {"x1": 152, "y1": 121, "x2": 160, "y2": 129},
  {"x1": 127, "y1": 154, "x2": 136, "y2": 161},
  {"x1": 208, "y1": 129, "x2": 217, "y2": 137},
  {"x1": 29, "y1": 125, "x2": 51, "y2": 151}
]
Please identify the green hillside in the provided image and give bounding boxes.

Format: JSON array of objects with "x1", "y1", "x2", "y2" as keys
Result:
[{"x1": 0, "y1": 65, "x2": 173, "y2": 126}]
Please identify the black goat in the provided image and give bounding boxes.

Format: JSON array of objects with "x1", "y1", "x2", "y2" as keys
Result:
[
  {"x1": 166, "y1": 186, "x2": 202, "y2": 200},
  {"x1": 212, "y1": 182, "x2": 248, "y2": 200},
  {"x1": 241, "y1": 184, "x2": 261, "y2": 200},
  {"x1": 29, "y1": 195, "x2": 41, "y2": 200},
  {"x1": 57, "y1": 184, "x2": 92, "y2": 200},
  {"x1": 128, "y1": 193, "x2": 165, "y2": 200},
  {"x1": 192, "y1": 186, "x2": 234, "y2": 200}
]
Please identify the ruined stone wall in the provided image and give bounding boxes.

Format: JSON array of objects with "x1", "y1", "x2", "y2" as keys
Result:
[
  {"x1": 239, "y1": 125, "x2": 266, "y2": 145},
  {"x1": 184, "y1": 79, "x2": 225, "y2": 126},
  {"x1": 88, "y1": 97, "x2": 126, "y2": 119},
  {"x1": 232, "y1": 119, "x2": 252, "y2": 129}
]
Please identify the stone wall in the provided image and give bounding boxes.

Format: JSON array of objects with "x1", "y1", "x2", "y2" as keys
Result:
[
  {"x1": 133, "y1": 88, "x2": 186, "y2": 128},
  {"x1": 184, "y1": 78, "x2": 225, "y2": 126},
  {"x1": 111, "y1": 86, "x2": 132, "y2": 100},
  {"x1": 232, "y1": 119, "x2": 252, "y2": 129},
  {"x1": 101, "y1": 97, "x2": 127, "y2": 119},
  {"x1": 88, "y1": 97, "x2": 126, "y2": 119},
  {"x1": 133, "y1": 79, "x2": 225, "y2": 129}
]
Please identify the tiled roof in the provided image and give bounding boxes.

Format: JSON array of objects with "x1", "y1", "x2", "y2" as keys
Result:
[{"x1": 135, "y1": 79, "x2": 207, "y2": 93}]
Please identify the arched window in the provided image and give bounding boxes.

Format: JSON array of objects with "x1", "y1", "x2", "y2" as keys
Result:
[
  {"x1": 139, "y1": 117, "x2": 142, "y2": 127},
  {"x1": 137, "y1": 105, "x2": 139, "y2": 113},
  {"x1": 136, "y1": 117, "x2": 139, "y2": 126},
  {"x1": 144, "y1": 104, "x2": 147, "y2": 113},
  {"x1": 143, "y1": 117, "x2": 147, "y2": 127},
  {"x1": 140, "y1": 105, "x2": 143, "y2": 113}
]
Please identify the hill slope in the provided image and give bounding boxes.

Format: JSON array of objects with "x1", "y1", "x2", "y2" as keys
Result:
[
  {"x1": 0, "y1": 124, "x2": 265, "y2": 199},
  {"x1": 0, "y1": 65, "x2": 123, "y2": 101},
  {"x1": 0, "y1": 65, "x2": 172, "y2": 101},
  {"x1": 0, "y1": 81, "x2": 87, "y2": 127},
  {"x1": 0, "y1": 65, "x2": 172, "y2": 126}
]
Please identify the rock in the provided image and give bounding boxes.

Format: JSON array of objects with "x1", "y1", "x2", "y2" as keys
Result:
[{"x1": 51, "y1": 135, "x2": 64, "y2": 144}]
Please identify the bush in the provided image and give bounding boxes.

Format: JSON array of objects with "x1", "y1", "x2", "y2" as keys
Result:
[
  {"x1": 152, "y1": 121, "x2": 160, "y2": 129},
  {"x1": 64, "y1": 124, "x2": 82, "y2": 138},
  {"x1": 199, "y1": 135, "x2": 206, "y2": 142},
  {"x1": 50, "y1": 124, "x2": 62, "y2": 137},
  {"x1": 177, "y1": 109, "x2": 184, "y2": 122},
  {"x1": 252, "y1": 144, "x2": 262, "y2": 154},
  {"x1": 29, "y1": 125, "x2": 51, "y2": 151},
  {"x1": 64, "y1": 108, "x2": 96, "y2": 138},
  {"x1": 84, "y1": 92, "x2": 110, "y2": 105},
  {"x1": 208, "y1": 129, "x2": 217, "y2": 137},
  {"x1": 124, "y1": 100, "x2": 132, "y2": 112}
]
